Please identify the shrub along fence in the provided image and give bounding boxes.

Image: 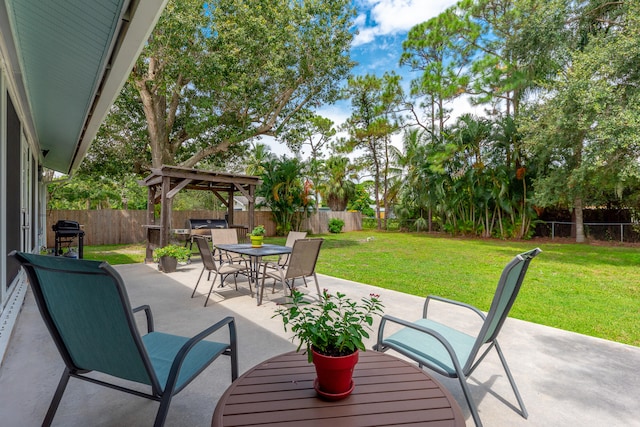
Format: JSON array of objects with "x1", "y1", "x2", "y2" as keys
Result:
[{"x1": 46, "y1": 209, "x2": 362, "y2": 247}]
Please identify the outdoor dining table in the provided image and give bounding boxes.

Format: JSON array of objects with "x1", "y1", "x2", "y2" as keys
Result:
[
  {"x1": 211, "y1": 350, "x2": 465, "y2": 426},
  {"x1": 214, "y1": 243, "x2": 291, "y2": 302}
]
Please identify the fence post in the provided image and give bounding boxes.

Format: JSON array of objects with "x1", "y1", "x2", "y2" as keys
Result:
[{"x1": 551, "y1": 221, "x2": 555, "y2": 240}]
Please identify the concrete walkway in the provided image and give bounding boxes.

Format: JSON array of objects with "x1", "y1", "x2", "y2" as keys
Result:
[{"x1": 0, "y1": 259, "x2": 639, "y2": 426}]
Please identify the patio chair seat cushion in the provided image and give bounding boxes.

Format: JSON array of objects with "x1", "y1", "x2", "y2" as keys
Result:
[
  {"x1": 383, "y1": 319, "x2": 475, "y2": 375},
  {"x1": 142, "y1": 332, "x2": 229, "y2": 392}
]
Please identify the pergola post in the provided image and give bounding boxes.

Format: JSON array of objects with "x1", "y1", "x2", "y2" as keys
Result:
[
  {"x1": 159, "y1": 175, "x2": 171, "y2": 248},
  {"x1": 227, "y1": 184, "x2": 235, "y2": 225},
  {"x1": 248, "y1": 184, "x2": 255, "y2": 232},
  {"x1": 145, "y1": 186, "x2": 156, "y2": 262}
]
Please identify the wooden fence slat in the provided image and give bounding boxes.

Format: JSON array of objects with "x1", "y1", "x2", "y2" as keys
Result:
[{"x1": 47, "y1": 210, "x2": 362, "y2": 247}]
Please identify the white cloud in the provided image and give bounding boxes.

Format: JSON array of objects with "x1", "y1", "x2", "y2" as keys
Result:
[
  {"x1": 317, "y1": 103, "x2": 351, "y2": 128},
  {"x1": 353, "y1": 0, "x2": 456, "y2": 46}
]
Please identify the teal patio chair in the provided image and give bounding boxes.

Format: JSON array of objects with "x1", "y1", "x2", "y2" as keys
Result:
[
  {"x1": 375, "y1": 248, "x2": 541, "y2": 427},
  {"x1": 10, "y1": 251, "x2": 238, "y2": 427}
]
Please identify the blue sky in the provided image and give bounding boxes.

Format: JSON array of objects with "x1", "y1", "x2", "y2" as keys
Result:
[
  {"x1": 270, "y1": 0, "x2": 462, "y2": 157},
  {"x1": 351, "y1": 0, "x2": 455, "y2": 72}
]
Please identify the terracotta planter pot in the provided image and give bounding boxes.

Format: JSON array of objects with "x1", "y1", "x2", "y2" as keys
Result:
[
  {"x1": 311, "y1": 347, "x2": 358, "y2": 400},
  {"x1": 159, "y1": 256, "x2": 177, "y2": 273}
]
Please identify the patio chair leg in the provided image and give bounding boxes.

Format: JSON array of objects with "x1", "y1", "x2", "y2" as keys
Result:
[
  {"x1": 153, "y1": 394, "x2": 173, "y2": 427},
  {"x1": 495, "y1": 341, "x2": 528, "y2": 419},
  {"x1": 192, "y1": 266, "x2": 206, "y2": 298},
  {"x1": 458, "y1": 374, "x2": 483, "y2": 427},
  {"x1": 245, "y1": 272, "x2": 253, "y2": 296},
  {"x1": 43, "y1": 368, "x2": 71, "y2": 427},
  {"x1": 205, "y1": 275, "x2": 219, "y2": 307},
  {"x1": 258, "y1": 271, "x2": 266, "y2": 306},
  {"x1": 218, "y1": 273, "x2": 227, "y2": 288},
  {"x1": 312, "y1": 272, "x2": 321, "y2": 298},
  {"x1": 274, "y1": 270, "x2": 285, "y2": 294}
]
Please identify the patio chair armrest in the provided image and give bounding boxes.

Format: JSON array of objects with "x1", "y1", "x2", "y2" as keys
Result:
[
  {"x1": 164, "y1": 316, "x2": 238, "y2": 393},
  {"x1": 375, "y1": 314, "x2": 465, "y2": 376},
  {"x1": 214, "y1": 248, "x2": 243, "y2": 265},
  {"x1": 132, "y1": 304, "x2": 154, "y2": 333},
  {"x1": 262, "y1": 260, "x2": 280, "y2": 268},
  {"x1": 424, "y1": 295, "x2": 486, "y2": 321},
  {"x1": 261, "y1": 260, "x2": 283, "y2": 274},
  {"x1": 211, "y1": 248, "x2": 228, "y2": 263}
]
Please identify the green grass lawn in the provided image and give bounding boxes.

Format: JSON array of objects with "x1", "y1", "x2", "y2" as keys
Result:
[{"x1": 84, "y1": 232, "x2": 640, "y2": 347}]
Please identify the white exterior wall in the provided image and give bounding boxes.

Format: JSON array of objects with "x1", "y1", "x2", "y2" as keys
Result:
[{"x1": 0, "y1": 62, "x2": 35, "y2": 364}]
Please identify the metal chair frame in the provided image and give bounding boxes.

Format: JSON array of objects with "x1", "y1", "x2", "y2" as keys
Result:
[
  {"x1": 258, "y1": 238, "x2": 323, "y2": 305},
  {"x1": 375, "y1": 248, "x2": 542, "y2": 427},
  {"x1": 192, "y1": 236, "x2": 252, "y2": 306},
  {"x1": 10, "y1": 251, "x2": 238, "y2": 427}
]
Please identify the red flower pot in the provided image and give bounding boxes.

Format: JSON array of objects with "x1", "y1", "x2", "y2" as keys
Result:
[{"x1": 311, "y1": 347, "x2": 358, "y2": 400}]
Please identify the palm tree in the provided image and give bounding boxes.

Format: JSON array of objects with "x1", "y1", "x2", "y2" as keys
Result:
[
  {"x1": 322, "y1": 156, "x2": 356, "y2": 211},
  {"x1": 258, "y1": 157, "x2": 310, "y2": 235},
  {"x1": 392, "y1": 129, "x2": 429, "y2": 231},
  {"x1": 245, "y1": 142, "x2": 275, "y2": 176}
]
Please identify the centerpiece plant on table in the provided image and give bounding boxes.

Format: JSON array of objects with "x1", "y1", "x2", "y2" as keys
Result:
[
  {"x1": 249, "y1": 225, "x2": 266, "y2": 247},
  {"x1": 274, "y1": 288, "x2": 383, "y2": 399}
]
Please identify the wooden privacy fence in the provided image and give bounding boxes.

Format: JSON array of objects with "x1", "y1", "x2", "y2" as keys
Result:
[
  {"x1": 46, "y1": 210, "x2": 362, "y2": 247},
  {"x1": 301, "y1": 210, "x2": 361, "y2": 235}
]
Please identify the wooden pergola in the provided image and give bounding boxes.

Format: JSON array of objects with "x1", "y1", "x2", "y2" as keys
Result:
[{"x1": 140, "y1": 165, "x2": 261, "y2": 262}]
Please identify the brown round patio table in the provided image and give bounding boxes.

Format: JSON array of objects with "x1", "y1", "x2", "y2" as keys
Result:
[{"x1": 212, "y1": 350, "x2": 465, "y2": 426}]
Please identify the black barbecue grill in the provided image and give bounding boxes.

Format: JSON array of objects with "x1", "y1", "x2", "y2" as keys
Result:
[
  {"x1": 52, "y1": 220, "x2": 85, "y2": 258},
  {"x1": 183, "y1": 219, "x2": 228, "y2": 249},
  {"x1": 186, "y1": 218, "x2": 228, "y2": 232}
]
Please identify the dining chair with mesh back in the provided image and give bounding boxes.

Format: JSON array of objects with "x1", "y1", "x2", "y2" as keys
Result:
[
  {"x1": 258, "y1": 238, "x2": 323, "y2": 306},
  {"x1": 10, "y1": 251, "x2": 238, "y2": 427},
  {"x1": 192, "y1": 236, "x2": 252, "y2": 306},
  {"x1": 210, "y1": 228, "x2": 247, "y2": 265},
  {"x1": 276, "y1": 231, "x2": 308, "y2": 266},
  {"x1": 375, "y1": 248, "x2": 542, "y2": 427}
]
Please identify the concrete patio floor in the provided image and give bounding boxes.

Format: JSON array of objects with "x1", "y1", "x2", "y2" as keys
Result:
[{"x1": 1, "y1": 258, "x2": 639, "y2": 426}]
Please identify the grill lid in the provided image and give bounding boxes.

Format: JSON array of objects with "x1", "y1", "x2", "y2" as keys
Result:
[
  {"x1": 52, "y1": 220, "x2": 80, "y2": 231},
  {"x1": 185, "y1": 219, "x2": 228, "y2": 230}
]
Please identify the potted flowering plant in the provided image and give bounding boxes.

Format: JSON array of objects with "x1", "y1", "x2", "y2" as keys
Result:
[
  {"x1": 153, "y1": 244, "x2": 191, "y2": 273},
  {"x1": 250, "y1": 225, "x2": 266, "y2": 247},
  {"x1": 274, "y1": 288, "x2": 383, "y2": 399}
]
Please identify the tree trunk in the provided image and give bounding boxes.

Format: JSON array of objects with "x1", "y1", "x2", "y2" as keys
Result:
[
  {"x1": 383, "y1": 137, "x2": 390, "y2": 231},
  {"x1": 574, "y1": 197, "x2": 585, "y2": 243}
]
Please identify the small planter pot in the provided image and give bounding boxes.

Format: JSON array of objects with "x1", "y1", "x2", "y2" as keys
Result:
[
  {"x1": 250, "y1": 235, "x2": 263, "y2": 247},
  {"x1": 311, "y1": 347, "x2": 358, "y2": 400},
  {"x1": 159, "y1": 256, "x2": 178, "y2": 273}
]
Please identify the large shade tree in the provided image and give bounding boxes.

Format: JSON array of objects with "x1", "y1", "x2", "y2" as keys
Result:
[
  {"x1": 341, "y1": 73, "x2": 404, "y2": 229},
  {"x1": 279, "y1": 112, "x2": 336, "y2": 212},
  {"x1": 400, "y1": 8, "x2": 471, "y2": 138},
  {"x1": 105, "y1": 0, "x2": 355, "y2": 170},
  {"x1": 523, "y1": 0, "x2": 640, "y2": 242}
]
